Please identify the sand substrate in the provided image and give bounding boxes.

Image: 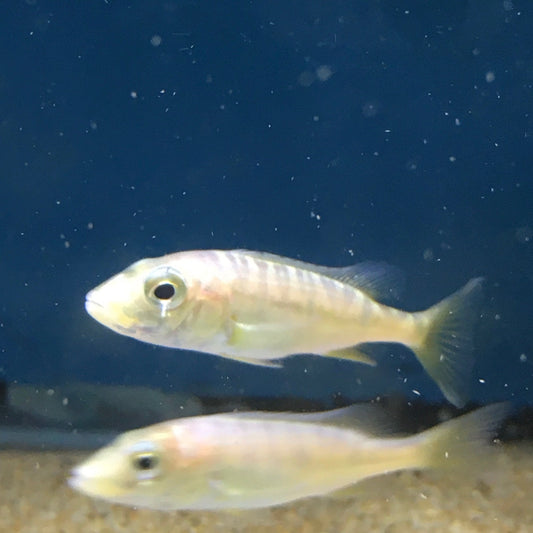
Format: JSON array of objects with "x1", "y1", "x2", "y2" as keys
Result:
[{"x1": 1, "y1": 443, "x2": 531, "y2": 533}]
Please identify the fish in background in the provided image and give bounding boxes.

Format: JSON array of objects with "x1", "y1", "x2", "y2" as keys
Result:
[
  {"x1": 85, "y1": 249, "x2": 483, "y2": 407},
  {"x1": 68, "y1": 403, "x2": 509, "y2": 511}
]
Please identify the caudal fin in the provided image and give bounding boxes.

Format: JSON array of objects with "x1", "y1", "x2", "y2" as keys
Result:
[
  {"x1": 418, "y1": 403, "x2": 510, "y2": 471},
  {"x1": 412, "y1": 278, "x2": 484, "y2": 407}
]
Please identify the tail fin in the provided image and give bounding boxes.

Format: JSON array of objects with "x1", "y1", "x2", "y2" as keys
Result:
[
  {"x1": 411, "y1": 278, "x2": 484, "y2": 407},
  {"x1": 418, "y1": 403, "x2": 510, "y2": 471}
]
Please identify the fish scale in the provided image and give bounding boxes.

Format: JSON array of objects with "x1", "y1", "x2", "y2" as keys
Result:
[
  {"x1": 85, "y1": 249, "x2": 484, "y2": 407},
  {"x1": 69, "y1": 403, "x2": 510, "y2": 510}
]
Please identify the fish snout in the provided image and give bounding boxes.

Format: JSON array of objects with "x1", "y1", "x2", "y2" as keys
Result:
[
  {"x1": 85, "y1": 293, "x2": 105, "y2": 316},
  {"x1": 67, "y1": 470, "x2": 84, "y2": 491},
  {"x1": 68, "y1": 463, "x2": 121, "y2": 499},
  {"x1": 68, "y1": 464, "x2": 94, "y2": 494}
]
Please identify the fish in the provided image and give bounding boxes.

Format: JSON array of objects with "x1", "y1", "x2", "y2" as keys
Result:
[
  {"x1": 85, "y1": 249, "x2": 483, "y2": 407},
  {"x1": 68, "y1": 402, "x2": 509, "y2": 511}
]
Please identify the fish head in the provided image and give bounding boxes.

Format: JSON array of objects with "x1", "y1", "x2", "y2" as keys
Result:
[
  {"x1": 69, "y1": 423, "x2": 205, "y2": 510},
  {"x1": 85, "y1": 257, "x2": 203, "y2": 348}
]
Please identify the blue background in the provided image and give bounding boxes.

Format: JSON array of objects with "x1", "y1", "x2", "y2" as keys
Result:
[{"x1": 1, "y1": 1, "x2": 532, "y2": 406}]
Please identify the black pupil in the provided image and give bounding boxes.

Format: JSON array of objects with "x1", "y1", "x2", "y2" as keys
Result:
[
  {"x1": 136, "y1": 455, "x2": 156, "y2": 470},
  {"x1": 154, "y1": 282, "x2": 175, "y2": 300}
]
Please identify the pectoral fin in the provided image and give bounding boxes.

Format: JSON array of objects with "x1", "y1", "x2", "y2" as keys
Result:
[
  {"x1": 208, "y1": 477, "x2": 245, "y2": 497},
  {"x1": 324, "y1": 347, "x2": 377, "y2": 366},
  {"x1": 222, "y1": 318, "x2": 287, "y2": 367},
  {"x1": 228, "y1": 320, "x2": 262, "y2": 347},
  {"x1": 228, "y1": 317, "x2": 298, "y2": 349},
  {"x1": 229, "y1": 319, "x2": 286, "y2": 342}
]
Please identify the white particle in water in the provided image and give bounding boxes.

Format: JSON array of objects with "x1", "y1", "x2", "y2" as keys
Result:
[
  {"x1": 316, "y1": 65, "x2": 334, "y2": 82},
  {"x1": 150, "y1": 35, "x2": 162, "y2": 47}
]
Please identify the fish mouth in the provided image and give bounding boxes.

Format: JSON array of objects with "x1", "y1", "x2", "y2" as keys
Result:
[
  {"x1": 68, "y1": 466, "x2": 93, "y2": 494},
  {"x1": 67, "y1": 472, "x2": 84, "y2": 491},
  {"x1": 85, "y1": 296, "x2": 132, "y2": 334},
  {"x1": 85, "y1": 293, "x2": 105, "y2": 316},
  {"x1": 85, "y1": 297, "x2": 114, "y2": 326},
  {"x1": 68, "y1": 474, "x2": 110, "y2": 500},
  {"x1": 85, "y1": 294, "x2": 157, "y2": 337}
]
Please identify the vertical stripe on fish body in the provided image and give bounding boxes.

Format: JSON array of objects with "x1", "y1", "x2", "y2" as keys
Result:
[
  {"x1": 68, "y1": 403, "x2": 509, "y2": 511},
  {"x1": 165, "y1": 251, "x2": 405, "y2": 350},
  {"x1": 85, "y1": 249, "x2": 484, "y2": 407}
]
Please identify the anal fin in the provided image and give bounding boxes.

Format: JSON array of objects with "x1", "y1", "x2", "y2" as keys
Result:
[{"x1": 324, "y1": 347, "x2": 377, "y2": 366}]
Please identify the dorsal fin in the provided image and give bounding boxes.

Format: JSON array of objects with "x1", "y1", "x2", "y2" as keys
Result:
[
  {"x1": 225, "y1": 404, "x2": 397, "y2": 436},
  {"x1": 322, "y1": 261, "x2": 404, "y2": 302},
  {"x1": 235, "y1": 250, "x2": 403, "y2": 303}
]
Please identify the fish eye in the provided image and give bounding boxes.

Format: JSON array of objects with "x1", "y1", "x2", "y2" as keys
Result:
[
  {"x1": 133, "y1": 453, "x2": 159, "y2": 471},
  {"x1": 131, "y1": 451, "x2": 161, "y2": 481},
  {"x1": 144, "y1": 267, "x2": 187, "y2": 310},
  {"x1": 153, "y1": 282, "x2": 175, "y2": 300}
]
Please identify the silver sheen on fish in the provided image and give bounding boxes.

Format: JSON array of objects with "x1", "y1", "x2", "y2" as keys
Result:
[{"x1": 85, "y1": 249, "x2": 483, "y2": 407}]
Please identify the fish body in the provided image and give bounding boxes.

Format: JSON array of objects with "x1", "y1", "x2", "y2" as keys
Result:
[
  {"x1": 85, "y1": 250, "x2": 483, "y2": 406},
  {"x1": 68, "y1": 403, "x2": 508, "y2": 511}
]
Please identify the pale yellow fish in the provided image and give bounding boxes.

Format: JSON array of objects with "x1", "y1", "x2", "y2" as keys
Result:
[
  {"x1": 68, "y1": 403, "x2": 508, "y2": 511},
  {"x1": 85, "y1": 249, "x2": 483, "y2": 407}
]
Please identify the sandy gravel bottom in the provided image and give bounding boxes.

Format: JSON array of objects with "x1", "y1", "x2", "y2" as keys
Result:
[{"x1": 0, "y1": 444, "x2": 532, "y2": 533}]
